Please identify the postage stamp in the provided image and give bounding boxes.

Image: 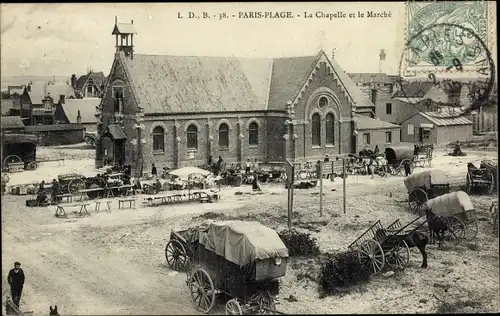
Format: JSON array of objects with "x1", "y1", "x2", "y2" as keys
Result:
[{"x1": 403, "y1": 1, "x2": 494, "y2": 75}]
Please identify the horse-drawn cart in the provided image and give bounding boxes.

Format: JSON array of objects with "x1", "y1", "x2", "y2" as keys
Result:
[
  {"x1": 164, "y1": 221, "x2": 288, "y2": 315},
  {"x1": 57, "y1": 174, "x2": 99, "y2": 195},
  {"x1": 426, "y1": 191, "x2": 478, "y2": 242},
  {"x1": 404, "y1": 170, "x2": 451, "y2": 212},
  {"x1": 384, "y1": 146, "x2": 416, "y2": 176},
  {"x1": 1, "y1": 133, "x2": 39, "y2": 172},
  {"x1": 466, "y1": 161, "x2": 495, "y2": 195}
]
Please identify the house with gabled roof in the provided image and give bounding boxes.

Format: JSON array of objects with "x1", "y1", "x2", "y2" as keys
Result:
[
  {"x1": 96, "y1": 19, "x2": 400, "y2": 172},
  {"x1": 72, "y1": 71, "x2": 107, "y2": 98},
  {"x1": 55, "y1": 98, "x2": 100, "y2": 132}
]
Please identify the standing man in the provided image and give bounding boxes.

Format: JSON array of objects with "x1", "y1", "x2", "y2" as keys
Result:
[
  {"x1": 245, "y1": 159, "x2": 251, "y2": 175},
  {"x1": 8, "y1": 262, "x2": 25, "y2": 307},
  {"x1": 151, "y1": 164, "x2": 157, "y2": 178},
  {"x1": 51, "y1": 179, "x2": 60, "y2": 205}
]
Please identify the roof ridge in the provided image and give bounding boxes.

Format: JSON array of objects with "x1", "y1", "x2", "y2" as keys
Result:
[{"x1": 133, "y1": 53, "x2": 319, "y2": 59}]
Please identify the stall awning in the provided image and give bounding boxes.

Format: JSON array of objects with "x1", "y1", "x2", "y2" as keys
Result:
[
  {"x1": 2, "y1": 133, "x2": 39, "y2": 144},
  {"x1": 106, "y1": 125, "x2": 127, "y2": 140},
  {"x1": 420, "y1": 123, "x2": 434, "y2": 128}
]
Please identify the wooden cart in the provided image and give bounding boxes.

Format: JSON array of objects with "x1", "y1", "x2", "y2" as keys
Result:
[
  {"x1": 426, "y1": 191, "x2": 478, "y2": 242},
  {"x1": 164, "y1": 221, "x2": 288, "y2": 314},
  {"x1": 404, "y1": 170, "x2": 451, "y2": 212},
  {"x1": 466, "y1": 161, "x2": 495, "y2": 195}
]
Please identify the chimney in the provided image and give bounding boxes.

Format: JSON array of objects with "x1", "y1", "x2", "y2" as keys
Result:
[
  {"x1": 59, "y1": 94, "x2": 65, "y2": 104},
  {"x1": 379, "y1": 49, "x2": 386, "y2": 73},
  {"x1": 77, "y1": 110, "x2": 82, "y2": 124}
]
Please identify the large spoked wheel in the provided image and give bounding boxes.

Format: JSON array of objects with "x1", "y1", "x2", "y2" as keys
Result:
[
  {"x1": 408, "y1": 188, "x2": 429, "y2": 213},
  {"x1": 252, "y1": 290, "x2": 276, "y2": 315},
  {"x1": 386, "y1": 240, "x2": 410, "y2": 271},
  {"x1": 3, "y1": 155, "x2": 22, "y2": 169},
  {"x1": 188, "y1": 268, "x2": 216, "y2": 314},
  {"x1": 68, "y1": 178, "x2": 86, "y2": 194},
  {"x1": 463, "y1": 218, "x2": 479, "y2": 241},
  {"x1": 165, "y1": 239, "x2": 188, "y2": 271},
  {"x1": 487, "y1": 173, "x2": 495, "y2": 195},
  {"x1": 446, "y1": 215, "x2": 466, "y2": 243},
  {"x1": 225, "y1": 299, "x2": 243, "y2": 315},
  {"x1": 399, "y1": 159, "x2": 414, "y2": 176},
  {"x1": 466, "y1": 172, "x2": 473, "y2": 194},
  {"x1": 358, "y1": 239, "x2": 385, "y2": 274},
  {"x1": 389, "y1": 165, "x2": 400, "y2": 176},
  {"x1": 26, "y1": 161, "x2": 38, "y2": 170}
]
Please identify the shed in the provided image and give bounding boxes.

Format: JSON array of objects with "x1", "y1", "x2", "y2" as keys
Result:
[
  {"x1": 400, "y1": 111, "x2": 473, "y2": 145},
  {"x1": 1, "y1": 116, "x2": 25, "y2": 133},
  {"x1": 353, "y1": 115, "x2": 401, "y2": 152}
]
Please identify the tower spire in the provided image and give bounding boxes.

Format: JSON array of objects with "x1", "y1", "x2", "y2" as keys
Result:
[{"x1": 379, "y1": 49, "x2": 386, "y2": 73}]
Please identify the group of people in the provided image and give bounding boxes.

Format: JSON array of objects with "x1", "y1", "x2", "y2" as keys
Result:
[{"x1": 35, "y1": 179, "x2": 61, "y2": 206}]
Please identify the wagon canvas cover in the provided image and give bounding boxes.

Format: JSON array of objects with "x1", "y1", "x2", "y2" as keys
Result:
[
  {"x1": 404, "y1": 170, "x2": 448, "y2": 191},
  {"x1": 426, "y1": 191, "x2": 474, "y2": 217},
  {"x1": 198, "y1": 221, "x2": 289, "y2": 267}
]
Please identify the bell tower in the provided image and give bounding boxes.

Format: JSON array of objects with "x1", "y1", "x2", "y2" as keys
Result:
[
  {"x1": 378, "y1": 49, "x2": 386, "y2": 73},
  {"x1": 112, "y1": 16, "x2": 137, "y2": 58}
]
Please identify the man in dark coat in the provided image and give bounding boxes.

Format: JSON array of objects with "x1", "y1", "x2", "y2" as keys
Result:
[
  {"x1": 8, "y1": 262, "x2": 25, "y2": 307},
  {"x1": 51, "y1": 179, "x2": 60, "y2": 205}
]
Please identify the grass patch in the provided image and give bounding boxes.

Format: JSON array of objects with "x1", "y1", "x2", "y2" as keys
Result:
[
  {"x1": 318, "y1": 250, "x2": 371, "y2": 297},
  {"x1": 278, "y1": 229, "x2": 320, "y2": 257}
]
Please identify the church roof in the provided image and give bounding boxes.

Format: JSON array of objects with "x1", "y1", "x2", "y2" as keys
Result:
[
  {"x1": 112, "y1": 23, "x2": 137, "y2": 35},
  {"x1": 116, "y1": 50, "x2": 376, "y2": 114}
]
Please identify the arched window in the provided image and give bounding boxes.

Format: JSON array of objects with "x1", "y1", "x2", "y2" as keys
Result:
[
  {"x1": 187, "y1": 124, "x2": 198, "y2": 150},
  {"x1": 152, "y1": 126, "x2": 165, "y2": 152},
  {"x1": 248, "y1": 122, "x2": 259, "y2": 146},
  {"x1": 218, "y1": 123, "x2": 229, "y2": 148},
  {"x1": 326, "y1": 113, "x2": 335, "y2": 145},
  {"x1": 312, "y1": 113, "x2": 321, "y2": 146}
]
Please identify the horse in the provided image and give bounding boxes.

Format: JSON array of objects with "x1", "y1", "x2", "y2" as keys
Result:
[
  {"x1": 49, "y1": 305, "x2": 59, "y2": 316},
  {"x1": 374, "y1": 228, "x2": 429, "y2": 268},
  {"x1": 422, "y1": 206, "x2": 449, "y2": 249}
]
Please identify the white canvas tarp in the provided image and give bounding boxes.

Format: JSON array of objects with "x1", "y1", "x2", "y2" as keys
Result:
[
  {"x1": 404, "y1": 170, "x2": 448, "y2": 191},
  {"x1": 198, "y1": 221, "x2": 289, "y2": 267},
  {"x1": 426, "y1": 191, "x2": 474, "y2": 217},
  {"x1": 169, "y1": 167, "x2": 211, "y2": 180}
]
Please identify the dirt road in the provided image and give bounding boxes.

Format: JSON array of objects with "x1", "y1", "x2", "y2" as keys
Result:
[{"x1": 1, "y1": 148, "x2": 498, "y2": 314}]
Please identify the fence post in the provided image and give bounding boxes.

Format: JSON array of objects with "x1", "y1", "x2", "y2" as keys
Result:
[
  {"x1": 320, "y1": 162, "x2": 323, "y2": 217},
  {"x1": 343, "y1": 158, "x2": 346, "y2": 215},
  {"x1": 331, "y1": 160, "x2": 334, "y2": 182}
]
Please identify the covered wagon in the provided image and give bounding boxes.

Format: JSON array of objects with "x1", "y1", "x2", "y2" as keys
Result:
[
  {"x1": 384, "y1": 146, "x2": 415, "y2": 176},
  {"x1": 1, "y1": 133, "x2": 39, "y2": 171},
  {"x1": 404, "y1": 170, "x2": 450, "y2": 212},
  {"x1": 426, "y1": 191, "x2": 478, "y2": 241},
  {"x1": 165, "y1": 220, "x2": 288, "y2": 314}
]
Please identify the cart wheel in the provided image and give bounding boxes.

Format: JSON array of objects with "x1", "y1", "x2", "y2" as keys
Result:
[
  {"x1": 399, "y1": 159, "x2": 414, "y2": 176},
  {"x1": 386, "y1": 240, "x2": 410, "y2": 270},
  {"x1": 68, "y1": 178, "x2": 86, "y2": 194},
  {"x1": 389, "y1": 165, "x2": 399, "y2": 176},
  {"x1": 408, "y1": 188, "x2": 429, "y2": 213},
  {"x1": 252, "y1": 290, "x2": 276, "y2": 315},
  {"x1": 487, "y1": 173, "x2": 495, "y2": 195},
  {"x1": 446, "y1": 215, "x2": 466, "y2": 243},
  {"x1": 225, "y1": 299, "x2": 243, "y2": 315},
  {"x1": 463, "y1": 218, "x2": 478, "y2": 241},
  {"x1": 188, "y1": 268, "x2": 215, "y2": 314},
  {"x1": 466, "y1": 172, "x2": 472, "y2": 194},
  {"x1": 26, "y1": 161, "x2": 38, "y2": 170},
  {"x1": 165, "y1": 239, "x2": 188, "y2": 271},
  {"x1": 3, "y1": 155, "x2": 22, "y2": 168},
  {"x1": 357, "y1": 239, "x2": 385, "y2": 274}
]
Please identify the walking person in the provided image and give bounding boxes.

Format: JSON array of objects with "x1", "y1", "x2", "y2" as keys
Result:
[
  {"x1": 8, "y1": 262, "x2": 25, "y2": 308},
  {"x1": 51, "y1": 179, "x2": 60, "y2": 205},
  {"x1": 245, "y1": 159, "x2": 251, "y2": 175},
  {"x1": 151, "y1": 164, "x2": 157, "y2": 178}
]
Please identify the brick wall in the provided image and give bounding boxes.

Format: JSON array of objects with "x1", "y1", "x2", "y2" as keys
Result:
[
  {"x1": 29, "y1": 129, "x2": 84, "y2": 146},
  {"x1": 355, "y1": 127, "x2": 401, "y2": 153}
]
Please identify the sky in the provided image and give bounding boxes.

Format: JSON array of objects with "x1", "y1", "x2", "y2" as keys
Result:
[{"x1": 0, "y1": 2, "x2": 424, "y2": 78}]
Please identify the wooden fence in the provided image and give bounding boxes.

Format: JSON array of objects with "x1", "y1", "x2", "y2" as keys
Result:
[{"x1": 470, "y1": 112, "x2": 498, "y2": 134}]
